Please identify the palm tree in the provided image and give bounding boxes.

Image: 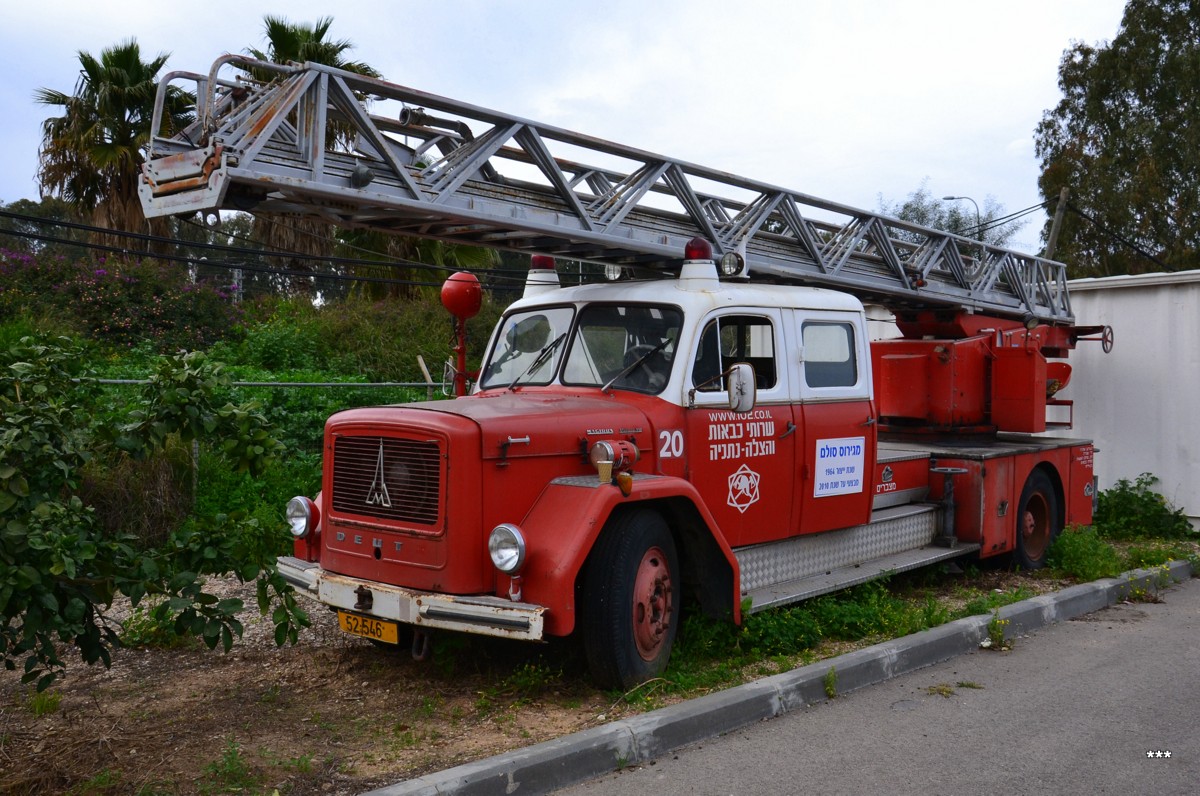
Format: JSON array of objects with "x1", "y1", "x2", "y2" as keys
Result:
[
  {"x1": 35, "y1": 40, "x2": 192, "y2": 247},
  {"x1": 243, "y1": 16, "x2": 384, "y2": 289}
]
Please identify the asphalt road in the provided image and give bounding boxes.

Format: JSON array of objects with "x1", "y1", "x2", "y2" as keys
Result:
[{"x1": 557, "y1": 576, "x2": 1200, "y2": 796}]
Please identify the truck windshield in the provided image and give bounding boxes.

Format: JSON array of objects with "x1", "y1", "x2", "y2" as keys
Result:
[
  {"x1": 479, "y1": 307, "x2": 575, "y2": 389},
  {"x1": 562, "y1": 304, "x2": 682, "y2": 394}
]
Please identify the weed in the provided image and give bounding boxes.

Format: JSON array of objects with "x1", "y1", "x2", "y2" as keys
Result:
[
  {"x1": 981, "y1": 611, "x2": 1011, "y2": 651},
  {"x1": 927, "y1": 684, "x2": 955, "y2": 698},
  {"x1": 921, "y1": 594, "x2": 951, "y2": 627},
  {"x1": 68, "y1": 767, "x2": 122, "y2": 794},
  {"x1": 956, "y1": 681, "x2": 984, "y2": 689},
  {"x1": 26, "y1": 689, "x2": 62, "y2": 717},
  {"x1": 198, "y1": 737, "x2": 261, "y2": 794},
  {"x1": 957, "y1": 586, "x2": 1034, "y2": 618},
  {"x1": 1124, "y1": 565, "x2": 1172, "y2": 603},
  {"x1": 501, "y1": 661, "x2": 562, "y2": 698},
  {"x1": 416, "y1": 695, "x2": 441, "y2": 719},
  {"x1": 823, "y1": 667, "x2": 838, "y2": 699},
  {"x1": 1123, "y1": 542, "x2": 1196, "y2": 571},
  {"x1": 308, "y1": 711, "x2": 335, "y2": 732},
  {"x1": 258, "y1": 684, "x2": 281, "y2": 705},
  {"x1": 1047, "y1": 526, "x2": 1123, "y2": 581}
]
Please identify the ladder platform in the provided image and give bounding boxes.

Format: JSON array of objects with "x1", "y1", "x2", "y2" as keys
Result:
[
  {"x1": 139, "y1": 55, "x2": 1075, "y2": 324},
  {"x1": 743, "y1": 543, "x2": 981, "y2": 613}
]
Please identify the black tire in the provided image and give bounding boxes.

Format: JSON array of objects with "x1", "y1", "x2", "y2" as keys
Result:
[
  {"x1": 1015, "y1": 469, "x2": 1061, "y2": 569},
  {"x1": 581, "y1": 510, "x2": 680, "y2": 689}
]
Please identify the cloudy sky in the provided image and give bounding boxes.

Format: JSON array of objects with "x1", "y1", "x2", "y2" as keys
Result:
[{"x1": 1, "y1": 0, "x2": 1126, "y2": 252}]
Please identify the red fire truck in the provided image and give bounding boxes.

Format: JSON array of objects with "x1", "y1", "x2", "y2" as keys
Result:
[{"x1": 139, "y1": 56, "x2": 1111, "y2": 687}]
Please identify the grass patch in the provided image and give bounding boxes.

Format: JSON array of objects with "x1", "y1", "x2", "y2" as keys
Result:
[
  {"x1": 197, "y1": 737, "x2": 262, "y2": 794},
  {"x1": 26, "y1": 689, "x2": 63, "y2": 717}
]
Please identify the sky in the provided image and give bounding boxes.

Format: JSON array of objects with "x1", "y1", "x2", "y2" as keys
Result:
[{"x1": 0, "y1": 0, "x2": 1128, "y2": 253}]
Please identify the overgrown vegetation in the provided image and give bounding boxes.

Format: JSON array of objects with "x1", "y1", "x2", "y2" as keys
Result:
[
  {"x1": 1048, "y1": 473, "x2": 1197, "y2": 581},
  {"x1": 0, "y1": 235, "x2": 515, "y2": 693},
  {"x1": 0, "y1": 336, "x2": 307, "y2": 690}
]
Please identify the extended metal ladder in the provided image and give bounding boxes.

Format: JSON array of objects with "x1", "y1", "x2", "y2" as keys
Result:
[{"x1": 141, "y1": 55, "x2": 1073, "y2": 324}]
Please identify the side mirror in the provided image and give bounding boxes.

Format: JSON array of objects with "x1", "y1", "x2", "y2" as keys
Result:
[{"x1": 726, "y1": 362, "x2": 756, "y2": 413}]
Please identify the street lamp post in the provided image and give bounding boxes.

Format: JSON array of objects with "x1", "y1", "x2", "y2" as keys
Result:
[{"x1": 943, "y1": 194, "x2": 983, "y2": 263}]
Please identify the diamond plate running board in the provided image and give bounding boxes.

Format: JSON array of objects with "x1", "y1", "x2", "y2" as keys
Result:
[{"x1": 737, "y1": 504, "x2": 980, "y2": 613}]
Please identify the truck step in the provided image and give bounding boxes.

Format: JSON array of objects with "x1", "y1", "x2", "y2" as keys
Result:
[
  {"x1": 736, "y1": 503, "x2": 979, "y2": 612},
  {"x1": 742, "y1": 543, "x2": 980, "y2": 613}
]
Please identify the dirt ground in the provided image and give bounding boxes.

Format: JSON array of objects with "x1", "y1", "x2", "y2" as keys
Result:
[
  {"x1": 0, "y1": 579, "x2": 624, "y2": 795},
  {"x1": 0, "y1": 567, "x2": 1075, "y2": 795}
]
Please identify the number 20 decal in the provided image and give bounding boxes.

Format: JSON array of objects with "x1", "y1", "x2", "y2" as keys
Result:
[{"x1": 658, "y1": 429, "x2": 684, "y2": 458}]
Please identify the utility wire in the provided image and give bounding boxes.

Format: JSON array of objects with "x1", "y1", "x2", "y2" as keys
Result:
[
  {"x1": 1065, "y1": 202, "x2": 1170, "y2": 270},
  {"x1": 0, "y1": 208, "x2": 523, "y2": 286},
  {"x1": 0, "y1": 210, "x2": 525, "y2": 292}
]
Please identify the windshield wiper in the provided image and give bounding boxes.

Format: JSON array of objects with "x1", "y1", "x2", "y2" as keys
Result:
[
  {"x1": 602, "y1": 340, "x2": 669, "y2": 393},
  {"x1": 507, "y1": 333, "x2": 566, "y2": 391}
]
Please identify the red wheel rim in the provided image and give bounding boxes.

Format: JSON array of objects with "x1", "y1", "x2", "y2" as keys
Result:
[
  {"x1": 632, "y1": 546, "x2": 673, "y2": 661},
  {"x1": 1021, "y1": 492, "x2": 1051, "y2": 559}
]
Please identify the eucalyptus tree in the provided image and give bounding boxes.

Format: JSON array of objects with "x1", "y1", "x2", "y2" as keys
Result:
[{"x1": 1035, "y1": 0, "x2": 1199, "y2": 276}]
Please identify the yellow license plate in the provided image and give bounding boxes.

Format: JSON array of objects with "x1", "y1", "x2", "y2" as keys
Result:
[{"x1": 338, "y1": 611, "x2": 400, "y2": 644}]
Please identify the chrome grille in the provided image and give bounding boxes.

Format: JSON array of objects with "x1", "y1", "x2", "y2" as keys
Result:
[{"x1": 332, "y1": 436, "x2": 442, "y2": 525}]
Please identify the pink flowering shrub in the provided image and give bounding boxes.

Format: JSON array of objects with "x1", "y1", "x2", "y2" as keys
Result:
[{"x1": 0, "y1": 250, "x2": 242, "y2": 350}]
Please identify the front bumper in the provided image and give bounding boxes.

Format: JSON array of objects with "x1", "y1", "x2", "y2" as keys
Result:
[{"x1": 276, "y1": 556, "x2": 546, "y2": 641}]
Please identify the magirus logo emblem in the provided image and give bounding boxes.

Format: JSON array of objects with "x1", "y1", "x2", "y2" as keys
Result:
[{"x1": 366, "y1": 440, "x2": 392, "y2": 507}]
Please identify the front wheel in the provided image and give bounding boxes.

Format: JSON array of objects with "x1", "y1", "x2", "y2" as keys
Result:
[
  {"x1": 1015, "y1": 469, "x2": 1061, "y2": 569},
  {"x1": 581, "y1": 510, "x2": 680, "y2": 689}
]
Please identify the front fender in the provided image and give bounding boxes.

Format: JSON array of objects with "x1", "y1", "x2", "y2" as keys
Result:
[{"x1": 517, "y1": 474, "x2": 741, "y2": 636}]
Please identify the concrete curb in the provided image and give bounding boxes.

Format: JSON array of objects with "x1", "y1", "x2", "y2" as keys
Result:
[{"x1": 364, "y1": 561, "x2": 1193, "y2": 796}]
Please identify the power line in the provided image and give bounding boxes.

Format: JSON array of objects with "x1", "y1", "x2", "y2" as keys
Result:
[
  {"x1": 0, "y1": 209, "x2": 526, "y2": 292},
  {"x1": 1065, "y1": 202, "x2": 1170, "y2": 270}
]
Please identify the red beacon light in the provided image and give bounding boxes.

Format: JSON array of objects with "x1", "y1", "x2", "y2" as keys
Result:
[
  {"x1": 683, "y1": 237, "x2": 713, "y2": 261},
  {"x1": 523, "y1": 253, "x2": 561, "y2": 297}
]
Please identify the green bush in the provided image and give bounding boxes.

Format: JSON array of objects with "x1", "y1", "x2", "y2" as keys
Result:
[
  {"x1": 1095, "y1": 474, "x2": 1195, "y2": 540},
  {"x1": 309, "y1": 293, "x2": 508, "y2": 382},
  {"x1": 0, "y1": 336, "x2": 306, "y2": 690},
  {"x1": 1047, "y1": 526, "x2": 1124, "y2": 581}
]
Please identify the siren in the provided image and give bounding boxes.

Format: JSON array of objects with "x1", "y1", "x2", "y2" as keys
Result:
[{"x1": 523, "y1": 254, "x2": 560, "y2": 297}]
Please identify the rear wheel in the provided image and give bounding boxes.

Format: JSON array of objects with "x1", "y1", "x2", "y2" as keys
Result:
[
  {"x1": 581, "y1": 510, "x2": 680, "y2": 689},
  {"x1": 1015, "y1": 469, "x2": 1061, "y2": 569}
]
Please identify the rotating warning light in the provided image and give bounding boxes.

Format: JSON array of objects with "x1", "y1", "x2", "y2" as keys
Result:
[
  {"x1": 530, "y1": 254, "x2": 556, "y2": 270},
  {"x1": 683, "y1": 237, "x2": 713, "y2": 261}
]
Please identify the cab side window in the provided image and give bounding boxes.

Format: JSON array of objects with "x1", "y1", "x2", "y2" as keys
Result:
[
  {"x1": 802, "y1": 322, "x2": 857, "y2": 388},
  {"x1": 693, "y1": 315, "x2": 778, "y2": 391}
]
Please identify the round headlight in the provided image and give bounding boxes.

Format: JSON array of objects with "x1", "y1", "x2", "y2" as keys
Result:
[
  {"x1": 286, "y1": 496, "x2": 317, "y2": 539},
  {"x1": 488, "y1": 523, "x2": 527, "y2": 574},
  {"x1": 589, "y1": 441, "x2": 616, "y2": 468}
]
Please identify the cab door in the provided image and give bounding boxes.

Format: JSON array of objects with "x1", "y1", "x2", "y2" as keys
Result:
[
  {"x1": 683, "y1": 310, "x2": 797, "y2": 547},
  {"x1": 794, "y1": 312, "x2": 876, "y2": 534}
]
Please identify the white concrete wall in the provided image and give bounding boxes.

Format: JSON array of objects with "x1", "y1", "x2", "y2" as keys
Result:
[{"x1": 1048, "y1": 270, "x2": 1200, "y2": 526}]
